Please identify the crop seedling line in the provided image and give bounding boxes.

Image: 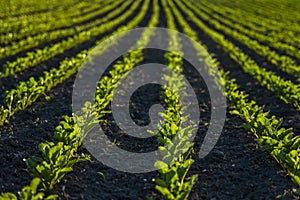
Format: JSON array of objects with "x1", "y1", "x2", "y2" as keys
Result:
[
  {"x1": 0, "y1": 3, "x2": 108, "y2": 45},
  {"x1": 1, "y1": 0, "x2": 152, "y2": 197},
  {"x1": 196, "y1": 1, "x2": 300, "y2": 51},
  {"x1": 175, "y1": 0, "x2": 300, "y2": 111},
  {"x1": 0, "y1": 0, "x2": 128, "y2": 61},
  {"x1": 1, "y1": 0, "x2": 300, "y2": 199},
  {"x1": 0, "y1": 0, "x2": 120, "y2": 44},
  {"x1": 0, "y1": 0, "x2": 145, "y2": 127},
  {"x1": 146, "y1": 0, "x2": 199, "y2": 199},
  {"x1": 184, "y1": 0, "x2": 300, "y2": 81},
  {"x1": 0, "y1": 0, "x2": 134, "y2": 78},
  {"x1": 174, "y1": 0, "x2": 300, "y2": 188}
]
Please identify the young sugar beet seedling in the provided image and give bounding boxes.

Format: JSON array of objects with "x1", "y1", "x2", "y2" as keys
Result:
[
  {"x1": 152, "y1": 68, "x2": 198, "y2": 199},
  {"x1": 1, "y1": 2, "x2": 152, "y2": 197},
  {"x1": 178, "y1": 0, "x2": 300, "y2": 111},
  {"x1": 24, "y1": 102, "x2": 97, "y2": 190},
  {"x1": 173, "y1": 0, "x2": 300, "y2": 190},
  {"x1": 0, "y1": 0, "x2": 149, "y2": 128},
  {"x1": 0, "y1": 0, "x2": 135, "y2": 78},
  {"x1": 10, "y1": 0, "x2": 153, "y2": 194},
  {"x1": 0, "y1": 178, "x2": 57, "y2": 200},
  {"x1": 0, "y1": 0, "x2": 152, "y2": 198},
  {"x1": 149, "y1": 1, "x2": 198, "y2": 199}
]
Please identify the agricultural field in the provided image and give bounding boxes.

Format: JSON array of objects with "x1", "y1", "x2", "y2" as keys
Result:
[{"x1": 0, "y1": 0, "x2": 300, "y2": 199}]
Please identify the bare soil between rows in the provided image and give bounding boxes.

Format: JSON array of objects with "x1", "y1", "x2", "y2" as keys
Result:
[{"x1": 1, "y1": 2, "x2": 300, "y2": 199}]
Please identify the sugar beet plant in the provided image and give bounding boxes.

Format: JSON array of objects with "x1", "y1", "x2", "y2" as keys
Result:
[
  {"x1": 1, "y1": 0, "x2": 150, "y2": 196},
  {"x1": 172, "y1": 0, "x2": 300, "y2": 188},
  {"x1": 0, "y1": 0, "x2": 135, "y2": 78},
  {"x1": 0, "y1": 178, "x2": 57, "y2": 200},
  {"x1": 25, "y1": 102, "x2": 97, "y2": 190},
  {"x1": 1, "y1": 0, "x2": 300, "y2": 199},
  {"x1": 0, "y1": 0, "x2": 149, "y2": 127},
  {"x1": 94, "y1": 0, "x2": 159, "y2": 115},
  {"x1": 179, "y1": 0, "x2": 300, "y2": 111},
  {"x1": 150, "y1": 0, "x2": 198, "y2": 199},
  {"x1": 153, "y1": 66, "x2": 198, "y2": 200}
]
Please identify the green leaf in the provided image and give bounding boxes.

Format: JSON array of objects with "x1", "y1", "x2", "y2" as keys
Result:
[
  {"x1": 45, "y1": 195, "x2": 58, "y2": 200},
  {"x1": 154, "y1": 160, "x2": 168, "y2": 170},
  {"x1": 155, "y1": 185, "x2": 175, "y2": 200},
  {"x1": 292, "y1": 175, "x2": 300, "y2": 186},
  {"x1": 155, "y1": 178, "x2": 168, "y2": 188},
  {"x1": 0, "y1": 193, "x2": 17, "y2": 200},
  {"x1": 29, "y1": 178, "x2": 41, "y2": 194}
]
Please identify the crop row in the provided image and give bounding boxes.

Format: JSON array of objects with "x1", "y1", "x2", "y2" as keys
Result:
[
  {"x1": 174, "y1": 0, "x2": 300, "y2": 188},
  {"x1": 0, "y1": 0, "x2": 119, "y2": 44},
  {"x1": 0, "y1": 0, "x2": 127, "y2": 60},
  {"x1": 0, "y1": 0, "x2": 75, "y2": 19},
  {"x1": 0, "y1": 0, "x2": 134, "y2": 78},
  {"x1": 207, "y1": 0, "x2": 300, "y2": 36},
  {"x1": 0, "y1": 0, "x2": 151, "y2": 198},
  {"x1": 0, "y1": 0, "x2": 82, "y2": 31},
  {"x1": 175, "y1": 0, "x2": 300, "y2": 111},
  {"x1": 211, "y1": 0, "x2": 300, "y2": 24},
  {"x1": 1, "y1": 1, "x2": 299, "y2": 199},
  {"x1": 150, "y1": 0, "x2": 198, "y2": 199},
  {"x1": 0, "y1": 0, "x2": 145, "y2": 127},
  {"x1": 197, "y1": 1, "x2": 300, "y2": 50},
  {"x1": 187, "y1": 0, "x2": 300, "y2": 80}
]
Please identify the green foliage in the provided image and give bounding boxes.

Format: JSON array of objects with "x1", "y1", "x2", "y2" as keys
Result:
[
  {"x1": 191, "y1": 0, "x2": 300, "y2": 78},
  {"x1": 199, "y1": 0, "x2": 300, "y2": 48},
  {"x1": 0, "y1": 178, "x2": 57, "y2": 200},
  {"x1": 25, "y1": 141, "x2": 89, "y2": 190},
  {"x1": 2, "y1": 0, "x2": 299, "y2": 198},
  {"x1": 0, "y1": 0, "x2": 135, "y2": 78},
  {"x1": 0, "y1": 0, "x2": 150, "y2": 128},
  {"x1": 0, "y1": 106, "x2": 9, "y2": 126},
  {"x1": 221, "y1": 71, "x2": 300, "y2": 186},
  {"x1": 153, "y1": 67, "x2": 198, "y2": 199},
  {"x1": 174, "y1": 0, "x2": 300, "y2": 189},
  {"x1": 150, "y1": 2, "x2": 198, "y2": 198},
  {"x1": 0, "y1": 0, "x2": 120, "y2": 45},
  {"x1": 24, "y1": 103, "x2": 98, "y2": 190},
  {"x1": 155, "y1": 159, "x2": 198, "y2": 200},
  {"x1": 179, "y1": 0, "x2": 300, "y2": 111}
]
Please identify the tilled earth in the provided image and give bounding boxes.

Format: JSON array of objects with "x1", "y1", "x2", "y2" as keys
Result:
[{"x1": 1, "y1": 1, "x2": 300, "y2": 199}]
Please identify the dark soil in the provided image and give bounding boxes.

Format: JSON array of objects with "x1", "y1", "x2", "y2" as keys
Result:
[
  {"x1": 175, "y1": 0, "x2": 300, "y2": 135},
  {"x1": 1, "y1": 1, "x2": 300, "y2": 200},
  {"x1": 0, "y1": 0, "x2": 140, "y2": 102}
]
